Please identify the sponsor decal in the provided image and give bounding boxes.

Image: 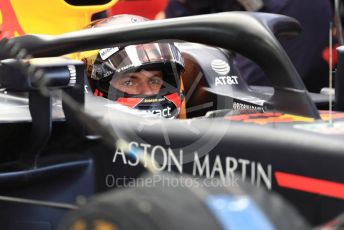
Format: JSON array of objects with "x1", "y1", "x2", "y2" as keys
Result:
[
  {"x1": 113, "y1": 142, "x2": 344, "y2": 199},
  {"x1": 293, "y1": 121, "x2": 344, "y2": 135},
  {"x1": 215, "y1": 76, "x2": 239, "y2": 86},
  {"x1": 225, "y1": 111, "x2": 344, "y2": 125},
  {"x1": 143, "y1": 98, "x2": 165, "y2": 103},
  {"x1": 225, "y1": 112, "x2": 314, "y2": 125},
  {"x1": 99, "y1": 47, "x2": 119, "y2": 60},
  {"x1": 91, "y1": 64, "x2": 108, "y2": 80},
  {"x1": 117, "y1": 63, "x2": 136, "y2": 72},
  {"x1": 232, "y1": 102, "x2": 263, "y2": 111},
  {"x1": 211, "y1": 59, "x2": 230, "y2": 75},
  {"x1": 211, "y1": 59, "x2": 239, "y2": 86},
  {"x1": 113, "y1": 142, "x2": 273, "y2": 190},
  {"x1": 147, "y1": 107, "x2": 172, "y2": 117},
  {"x1": 103, "y1": 70, "x2": 113, "y2": 78}
]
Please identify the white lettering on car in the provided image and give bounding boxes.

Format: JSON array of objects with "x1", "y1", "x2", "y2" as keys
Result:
[
  {"x1": 113, "y1": 141, "x2": 272, "y2": 190},
  {"x1": 148, "y1": 107, "x2": 172, "y2": 117},
  {"x1": 215, "y1": 76, "x2": 239, "y2": 86},
  {"x1": 233, "y1": 102, "x2": 262, "y2": 111}
]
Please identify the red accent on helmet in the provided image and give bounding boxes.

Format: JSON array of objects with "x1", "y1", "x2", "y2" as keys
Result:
[
  {"x1": 116, "y1": 97, "x2": 143, "y2": 108},
  {"x1": 165, "y1": 92, "x2": 182, "y2": 112}
]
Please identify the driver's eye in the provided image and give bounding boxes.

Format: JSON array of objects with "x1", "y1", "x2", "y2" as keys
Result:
[
  {"x1": 149, "y1": 77, "x2": 163, "y2": 85},
  {"x1": 122, "y1": 80, "x2": 135, "y2": 86}
]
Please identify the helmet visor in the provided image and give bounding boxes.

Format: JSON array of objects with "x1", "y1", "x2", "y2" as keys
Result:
[{"x1": 104, "y1": 42, "x2": 184, "y2": 74}]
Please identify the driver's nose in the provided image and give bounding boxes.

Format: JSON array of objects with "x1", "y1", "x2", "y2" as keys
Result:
[{"x1": 139, "y1": 82, "x2": 155, "y2": 95}]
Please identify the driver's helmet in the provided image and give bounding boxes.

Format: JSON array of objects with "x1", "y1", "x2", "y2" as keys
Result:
[{"x1": 84, "y1": 15, "x2": 185, "y2": 119}]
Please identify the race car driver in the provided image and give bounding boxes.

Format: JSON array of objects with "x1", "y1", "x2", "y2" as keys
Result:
[
  {"x1": 87, "y1": 41, "x2": 185, "y2": 119},
  {"x1": 81, "y1": 15, "x2": 185, "y2": 119}
]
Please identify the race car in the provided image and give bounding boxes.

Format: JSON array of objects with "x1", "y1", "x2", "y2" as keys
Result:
[{"x1": 0, "y1": 11, "x2": 343, "y2": 230}]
